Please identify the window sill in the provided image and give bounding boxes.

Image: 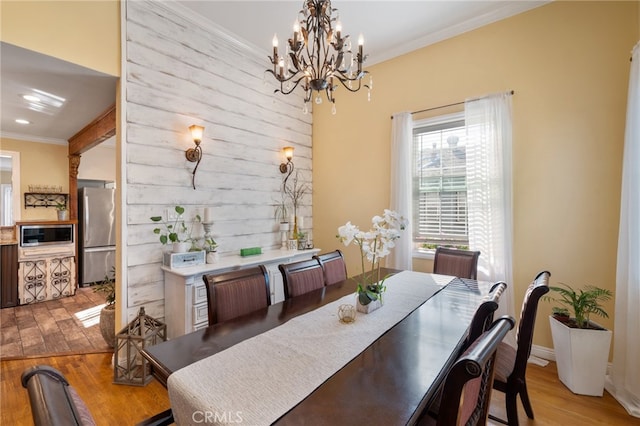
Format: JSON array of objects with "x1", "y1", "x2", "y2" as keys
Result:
[{"x1": 412, "y1": 250, "x2": 435, "y2": 260}]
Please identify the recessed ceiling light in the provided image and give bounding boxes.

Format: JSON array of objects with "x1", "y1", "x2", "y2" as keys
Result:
[
  {"x1": 23, "y1": 95, "x2": 40, "y2": 102},
  {"x1": 15, "y1": 119, "x2": 30, "y2": 125}
]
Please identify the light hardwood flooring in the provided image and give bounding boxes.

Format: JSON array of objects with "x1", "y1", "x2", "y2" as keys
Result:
[{"x1": 1, "y1": 352, "x2": 638, "y2": 425}]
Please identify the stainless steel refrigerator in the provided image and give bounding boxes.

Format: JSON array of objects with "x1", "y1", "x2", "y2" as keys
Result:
[{"x1": 78, "y1": 187, "x2": 116, "y2": 286}]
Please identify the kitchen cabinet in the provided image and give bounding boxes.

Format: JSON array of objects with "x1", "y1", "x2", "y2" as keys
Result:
[
  {"x1": 18, "y1": 256, "x2": 76, "y2": 304},
  {"x1": 163, "y1": 248, "x2": 320, "y2": 338},
  {"x1": 1, "y1": 244, "x2": 19, "y2": 308}
]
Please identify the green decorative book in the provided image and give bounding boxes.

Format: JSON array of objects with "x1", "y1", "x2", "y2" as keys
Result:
[{"x1": 240, "y1": 247, "x2": 262, "y2": 257}]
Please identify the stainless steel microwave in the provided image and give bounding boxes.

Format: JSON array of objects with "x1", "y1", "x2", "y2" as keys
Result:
[{"x1": 20, "y1": 224, "x2": 74, "y2": 247}]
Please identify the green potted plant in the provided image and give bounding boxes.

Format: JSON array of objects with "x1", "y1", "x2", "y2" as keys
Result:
[
  {"x1": 544, "y1": 283, "x2": 613, "y2": 396},
  {"x1": 93, "y1": 267, "x2": 116, "y2": 348},
  {"x1": 150, "y1": 206, "x2": 200, "y2": 253},
  {"x1": 55, "y1": 202, "x2": 68, "y2": 221},
  {"x1": 203, "y1": 236, "x2": 218, "y2": 263},
  {"x1": 296, "y1": 231, "x2": 308, "y2": 250}
]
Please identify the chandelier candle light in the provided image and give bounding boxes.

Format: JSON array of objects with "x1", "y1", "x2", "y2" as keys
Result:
[{"x1": 267, "y1": 0, "x2": 372, "y2": 114}]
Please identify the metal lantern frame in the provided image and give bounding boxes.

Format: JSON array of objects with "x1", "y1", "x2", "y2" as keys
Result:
[{"x1": 113, "y1": 307, "x2": 166, "y2": 386}]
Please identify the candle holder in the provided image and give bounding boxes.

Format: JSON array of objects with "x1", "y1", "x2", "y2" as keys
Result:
[
  {"x1": 279, "y1": 222, "x2": 290, "y2": 250},
  {"x1": 202, "y1": 222, "x2": 218, "y2": 263}
]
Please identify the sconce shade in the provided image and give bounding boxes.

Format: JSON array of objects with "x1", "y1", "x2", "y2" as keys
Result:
[
  {"x1": 189, "y1": 124, "x2": 204, "y2": 143},
  {"x1": 283, "y1": 146, "x2": 294, "y2": 161}
]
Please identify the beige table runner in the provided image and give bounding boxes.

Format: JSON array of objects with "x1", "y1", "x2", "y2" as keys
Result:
[{"x1": 167, "y1": 271, "x2": 453, "y2": 426}]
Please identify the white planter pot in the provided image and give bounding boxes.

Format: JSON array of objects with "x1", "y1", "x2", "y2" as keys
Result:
[
  {"x1": 206, "y1": 251, "x2": 218, "y2": 264},
  {"x1": 172, "y1": 242, "x2": 190, "y2": 253},
  {"x1": 356, "y1": 296, "x2": 383, "y2": 314},
  {"x1": 549, "y1": 315, "x2": 612, "y2": 396}
]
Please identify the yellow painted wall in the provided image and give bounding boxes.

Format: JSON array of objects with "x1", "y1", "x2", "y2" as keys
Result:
[
  {"x1": 0, "y1": 0, "x2": 120, "y2": 76},
  {"x1": 0, "y1": 138, "x2": 69, "y2": 221},
  {"x1": 313, "y1": 1, "x2": 638, "y2": 351}
]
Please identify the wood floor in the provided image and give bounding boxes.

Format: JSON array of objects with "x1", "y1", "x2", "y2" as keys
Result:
[{"x1": 1, "y1": 352, "x2": 638, "y2": 425}]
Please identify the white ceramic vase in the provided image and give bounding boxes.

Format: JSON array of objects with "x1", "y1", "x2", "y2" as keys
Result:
[{"x1": 173, "y1": 242, "x2": 190, "y2": 253}]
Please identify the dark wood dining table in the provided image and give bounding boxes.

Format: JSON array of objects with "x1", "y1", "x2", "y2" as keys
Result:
[{"x1": 141, "y1": 269, "x2": 491, "y2": 425}]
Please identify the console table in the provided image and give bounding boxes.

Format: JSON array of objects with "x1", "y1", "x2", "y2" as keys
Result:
[{"x1": 162, "y1": 248, "x2": 320, "y2": 338}]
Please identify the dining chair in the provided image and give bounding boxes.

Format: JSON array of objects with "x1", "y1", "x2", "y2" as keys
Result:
[
  {"x1": 313, "y1": 249, "x2": 348, "y2": 286},
  {"x1": 202, "y1": 265, "x2": 271, "y2": 325},
  {"x1": 489, "y1": 270, "x2": 551, "y2": 426},
  {"x1": 279, "y1": 258, "x2": 325, "y2": 299},
  {"x1": 465, "y1": 281, "x2": 507, "y2": 351},
  {"x1": 433, "y1": 247, "x2": 481, "y2": 280},
  {"x1": 422, "y1": 280, "x2": 507, "y2": 421},
  {"x1": 419, "y1": 316, "x2": 516, "y2": 426}
]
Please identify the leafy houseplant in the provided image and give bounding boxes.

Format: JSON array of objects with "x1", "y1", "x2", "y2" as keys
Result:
[
  {"x1": 93, "y1": 267, "x2": 116, "y2": 347},
  {"x1": 337, "y1": 209, "x2": 407, "y2": 311},
  {"x1": 55, "y1": 202, "x2": 68, "y2": 220},
  {"x1": 545, "y1": 282, "x2": 613, "y2": 396},
  {"x1": 150, "y1": 206, "x2": 201, "y2": 252},
  {"x1": 544, "y1": 283, "x2": 612, "y2": 329}
]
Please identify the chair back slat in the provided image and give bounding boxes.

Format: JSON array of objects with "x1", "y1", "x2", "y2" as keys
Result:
[
  {"x1": 313, "y1": 250, "x2": 348, "y2": 286},
  {"x1": 203, "y1": 265, "x2": 271, "y2": 325},
  {"x1": 433, "y1": 247, "x2": 481, "y2": 280},
  {"x1": 279, "y1": 258, "x2": 324, "y2": 299}
]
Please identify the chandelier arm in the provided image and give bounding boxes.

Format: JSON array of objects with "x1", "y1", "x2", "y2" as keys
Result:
[
  {"x1": 266, "y1": 69, "x2": 305, "y2": 86},
  {"x1": 333, "y1": 76, "x2": 369, "y2": 93},
  {"x1": 278, "y1": 75, "x2": 309, "y2": 96}
]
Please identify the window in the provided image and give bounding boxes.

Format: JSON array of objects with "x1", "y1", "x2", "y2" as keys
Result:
[{"x1": 413, "y1": 113, "x2": 468, "y2": 251}]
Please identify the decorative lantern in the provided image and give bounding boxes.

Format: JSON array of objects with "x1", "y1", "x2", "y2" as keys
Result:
[{"x1": 113, "y1": 307, "x2": 166, "y2": 386}]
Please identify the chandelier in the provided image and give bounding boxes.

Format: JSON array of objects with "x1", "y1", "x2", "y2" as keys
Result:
[{"x1": 267, "y1": 0, "x2": 372, "y2": 114}]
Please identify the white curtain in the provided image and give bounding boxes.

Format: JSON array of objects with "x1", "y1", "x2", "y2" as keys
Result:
[
  {"x1": 465, "y1": 92, "x2": 515, "y2": 343},
  {"x1": 605, "y1": 41, "x2": 640, "y2": 418},
  {"x1": 389, "y1": 112, "x2": 413, "y2": 270}
]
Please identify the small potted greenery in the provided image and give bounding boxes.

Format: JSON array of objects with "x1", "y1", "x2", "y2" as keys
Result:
[
  {"x1": 150, "y1": 206, "x2": 200, "y2": 253},
  {"x1": 204, "y1": 236, "x2": 218, "y2": 263},
  {"x1": 93, "y1": 267, "x2": 116, "y2": 348},
  {"x1": 55, "y1": 202, "x2": 68, "y2": 221},
  {"x1": 296, "y1": 231, "x2": 308, "y2": 250},
  {"x1": 544, "y1": 283, "x2": 613, "y2": 396}
]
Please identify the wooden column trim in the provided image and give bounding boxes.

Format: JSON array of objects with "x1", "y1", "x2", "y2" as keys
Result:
[{"x1": 67, "y1": 103, "x2": 116, "y2": 288}]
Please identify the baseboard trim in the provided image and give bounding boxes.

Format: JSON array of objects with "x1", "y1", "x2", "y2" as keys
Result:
[{"x1": 531, "y1": 344, "x2": 555, "y2": 362}]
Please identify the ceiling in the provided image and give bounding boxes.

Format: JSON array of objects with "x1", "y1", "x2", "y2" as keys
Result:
[
  {"x1": 0, "y1": 1, "x2": 547, "y2": 145},
  {"x1": 182, "y1": 1, "x2": 547, "y2": 66},
  {"x1": 0, "y1": 42, "x2": 117, "y2": 145}
]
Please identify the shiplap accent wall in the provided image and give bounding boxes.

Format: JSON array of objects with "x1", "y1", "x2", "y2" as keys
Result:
[{"x1": 124, "y1": 1, "x2": 312, "y2": 320}]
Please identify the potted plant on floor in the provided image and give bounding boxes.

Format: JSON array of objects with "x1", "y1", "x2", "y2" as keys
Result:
[
  {"x1": 545, "y1": 283, "x2": 613, "y2": 396},
  {"x1": 93, "y1": 267, "x2": 116, "y2": 348}
]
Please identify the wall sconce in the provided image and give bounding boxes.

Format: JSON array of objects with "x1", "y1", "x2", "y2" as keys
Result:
[
  {"x1": 186, "y1": 125, "x2": 204, "y2": 190},
  {"x1": 279, "y1": 146, "x2": 294, "y2": 189}
]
